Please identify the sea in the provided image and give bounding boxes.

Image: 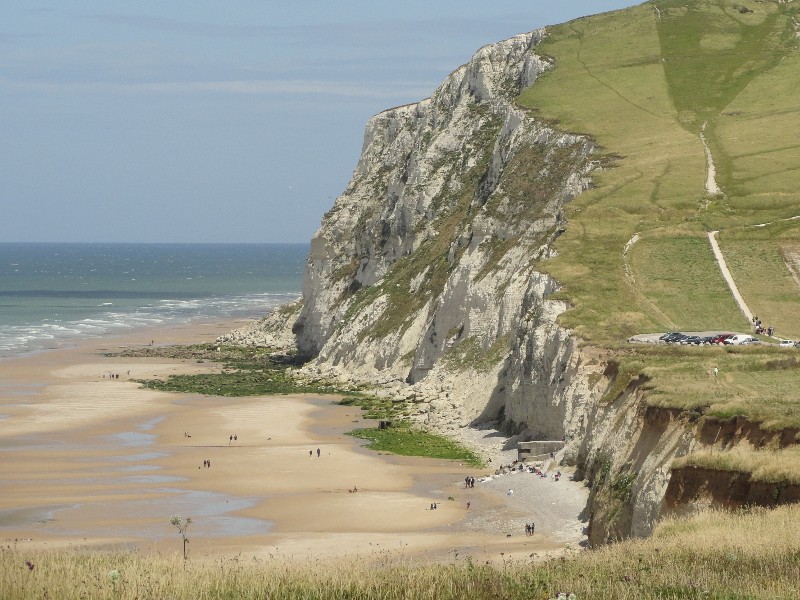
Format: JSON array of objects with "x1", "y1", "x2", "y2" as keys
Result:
[{"x1": 0, "y1": 243, "x2": 307, "y2": 358}]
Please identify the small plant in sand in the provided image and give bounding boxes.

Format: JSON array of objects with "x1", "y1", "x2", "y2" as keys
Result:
[
  {"x1": 108, "y1": 568, "x2": 121, "y2": 594},
  {"x1": 170, "y1": 515, "x2": 192, "y2": 560}
]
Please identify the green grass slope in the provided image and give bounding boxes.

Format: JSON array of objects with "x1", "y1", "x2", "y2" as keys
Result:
[
  {"x1": 516, "y1": 0, "x2": 800, "y2": 480},
  {"x1": 519, "y1": 0, "x2": 800, "y2": 342}
]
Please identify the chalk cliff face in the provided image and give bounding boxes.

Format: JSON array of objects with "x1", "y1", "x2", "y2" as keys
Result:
[
  {"x1": 294, "y1": 31, "x2": 594, "y2": 427},
  {"x1": 223, "y1": 30, "x2": 692, "y2": 542}
]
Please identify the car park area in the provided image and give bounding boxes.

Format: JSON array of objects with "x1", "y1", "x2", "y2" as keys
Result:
[{"x1": 629, "y1": 331, "x2": 797, "y2": 347}]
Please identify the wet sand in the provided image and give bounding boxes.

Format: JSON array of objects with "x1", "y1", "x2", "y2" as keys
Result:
[{"x1": 0, "y1": 319, "x2": 587, "y2": 563}]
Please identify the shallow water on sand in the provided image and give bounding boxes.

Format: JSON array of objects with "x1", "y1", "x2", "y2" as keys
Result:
[{"x1": 1, "y1": 413, "x2": 273, "y2": 541}]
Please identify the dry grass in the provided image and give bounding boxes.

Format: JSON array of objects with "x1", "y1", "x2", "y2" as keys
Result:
[
  {"x1": 674, "y1": 446, "x2": 800, "y2": 485},
  {"x1": 634, "y1": 346, "x2": 800, "y2": 429},
  {"x1": 3, "y1": 505, "x2": 800, "y2": 598}
]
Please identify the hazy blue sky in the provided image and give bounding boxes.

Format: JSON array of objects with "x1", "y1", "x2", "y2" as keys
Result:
[{"x1": 2, "y1": 1, "x2": 639, "y2": 243}]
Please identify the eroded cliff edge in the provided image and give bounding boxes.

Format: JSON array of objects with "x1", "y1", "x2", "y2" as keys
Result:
[{"x1": 220, "y1": 30, "x2": 696, "y2": 544}]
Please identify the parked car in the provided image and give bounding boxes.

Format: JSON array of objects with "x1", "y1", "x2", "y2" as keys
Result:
[
  {"x1": 682, "y1": 335, "x2": 703, "y2": 345},
  {"x1": 711, "y1": 333, "x2": 734, "y2": 344},
  {"x1": 779, "y1": 340, "x2": 795, "y2": 348},
  {"x1": 739, "y1": 338, "x2": 762, "y2": 345},
  {"x1": 700, "y1": 336, "x2": 716, "y2": 345},
  {"x1": 661, "y1": 332, "x2": 686, "y2": 343},
  {"x1": 723, "y1": 334, "x2": 755, "y2": 345}
]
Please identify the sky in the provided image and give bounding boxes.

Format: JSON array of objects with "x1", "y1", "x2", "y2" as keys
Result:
[{"x1": 2, "y1": 1, "x2": 640, "y2": 244}]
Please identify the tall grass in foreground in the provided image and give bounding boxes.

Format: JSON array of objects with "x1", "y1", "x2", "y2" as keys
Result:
[{"x1": 3, "y1": 505, "x2": 800, "y2": 599}]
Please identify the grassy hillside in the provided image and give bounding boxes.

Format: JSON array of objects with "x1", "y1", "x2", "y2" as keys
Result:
[
  {"x1": 518, "y1": 0, "x2": 800, "y2": 341},
  {"x1": 516, "y1": 0, "x2": 800, "y2": 483},
  {"x1": 519, "y1": 0, "x2": 800, "y2": 446}
]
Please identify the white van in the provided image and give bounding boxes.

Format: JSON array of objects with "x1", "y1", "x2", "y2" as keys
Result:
[{"x1": 723, "y1": 334, "x2": 757, "y2": 345}]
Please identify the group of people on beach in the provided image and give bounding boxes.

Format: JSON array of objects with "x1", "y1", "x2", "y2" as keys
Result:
[
  {"x1": 464, "y1": 476, "x2": 476, "y2": 488},
  {"x1": 229, "y1": 434, "x2": 238, "y2": 443},
  {"x1": 525, "y1": 522, "x2": 536, "y2": 536},
  {"x1": 495, "y1": 461, "x2": 558, "y2": 480},
  {"x1": 202, "y1": 459, "x2": 211, "y2": 468}
]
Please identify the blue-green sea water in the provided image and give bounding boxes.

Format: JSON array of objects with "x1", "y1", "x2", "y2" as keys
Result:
[{"x1": 0, "y1": 243, "x2": 307, "y2": 357}]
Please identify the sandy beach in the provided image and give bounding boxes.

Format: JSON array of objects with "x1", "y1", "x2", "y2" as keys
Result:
[{"x1": 0, "y1": 319, "x2": 588, "y2": 564}]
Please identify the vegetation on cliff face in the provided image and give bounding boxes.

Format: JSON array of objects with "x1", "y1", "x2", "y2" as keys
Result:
[{"x1": 440, "y1": 335, "x2": 510, "y2": 373}]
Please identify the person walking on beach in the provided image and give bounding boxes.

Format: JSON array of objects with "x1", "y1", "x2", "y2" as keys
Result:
[
  {"x1": 309, "y1": 450, "x2": 313, "y2": 457},
  {"x1": 316, "y1": 448, "x2": 321, "y2": 458}
]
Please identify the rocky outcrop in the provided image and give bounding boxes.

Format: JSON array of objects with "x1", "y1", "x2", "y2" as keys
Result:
[{"x1": 217, "y1": 299, "x2": 301, "y2": 349}]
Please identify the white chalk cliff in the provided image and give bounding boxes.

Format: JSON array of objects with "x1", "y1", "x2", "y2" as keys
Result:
[
  {"x1": 286, "y1": 31, "x2": 595, "y2": 435},
  {"x1": 222, "y1": 30, "x2": 692, "y2": 543}
]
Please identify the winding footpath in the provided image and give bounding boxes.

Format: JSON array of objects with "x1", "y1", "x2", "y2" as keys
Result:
[
  {"x1": 708, "y1": 230, "x2": 754, "y2": 324},
  {"x1": 701, "y1": 124, "x2": 754, "y2": 325},
  {"x1": 700, "y1": 122, "x2": 721, "y2": 196},
  {"x1": 623, "y1": 232, "x2": 677, "y2": 328}
]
